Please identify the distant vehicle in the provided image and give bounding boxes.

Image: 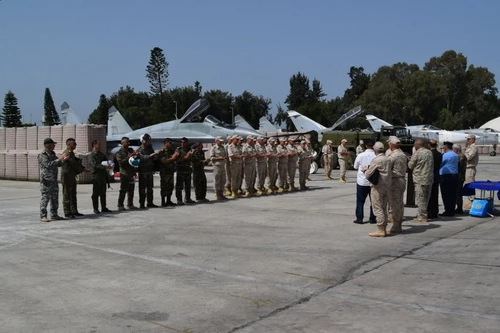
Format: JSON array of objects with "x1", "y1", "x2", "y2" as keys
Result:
[{"x1": 106, "y1": 98, "x2": 262, "y2": 153}]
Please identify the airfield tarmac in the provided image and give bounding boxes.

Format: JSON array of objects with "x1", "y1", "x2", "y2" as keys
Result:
[{"x1": 0, "y1": 156, "x2": 499, "y2": 333}]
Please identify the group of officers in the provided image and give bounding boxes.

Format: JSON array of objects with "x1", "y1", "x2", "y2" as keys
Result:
[{"x1": 353, "y1": 134, "x2": 479, "y2": 238}]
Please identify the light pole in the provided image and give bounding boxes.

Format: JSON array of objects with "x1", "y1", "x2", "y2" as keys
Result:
[
  {"x1": 230, "y1": 107, "x2": 234, "y2": 125},
  {"x1": 174, "y1": 101, "x2": 178, "y2": 119}
]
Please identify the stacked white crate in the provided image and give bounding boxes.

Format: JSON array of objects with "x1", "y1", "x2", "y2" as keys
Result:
[
  {"x1": 75, "y1": 124, "x2": 93, "y2": 153},
  {"x1": 93, "y1": 125, "x2": 108, "y2": 154},
  {"x1": 26, "y1": 126, "x2": 38, "y2": 150},
  {"x1": 0, "y1": 152, "x2": 5, "y2": 178},
  {"x1": 16, "y1": 152, "x2": 28, "y2": 180},
  {"x1": 62, "y1": 124, "x2": 76, "y2": 143},
  {"x1": 0, "y1": 127, "x2": 6, "y2": 150},
  {"x1": 37, "y1": 126, "x2": 51, "y2": 150},
  {"x1": 27, "y1": 150, "x2": 40, "y2": 181},
  {"x1": 5, "y1": 128, "x2": 16, "y2": 151},
  {"x1": 15, "y1": 127, "x2": 27, "y2": 150},
  {"x1": 50, "y1": 126, "x2": 63, "y2": 149},
  {"x1": 5, "y1": 152, "x2": 16, "y2": 179}
]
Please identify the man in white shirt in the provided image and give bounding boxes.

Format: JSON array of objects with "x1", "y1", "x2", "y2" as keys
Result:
[{"x1": 353, "y1": 139, "x2": 376, "y2": 224}]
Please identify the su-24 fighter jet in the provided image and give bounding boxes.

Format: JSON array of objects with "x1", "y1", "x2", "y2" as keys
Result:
[
  {"x1": 106, "y1": 98, "x2": 262, "y2": 153},
  {"x1": 365, "y1": 115, "x2": 477, "y2": 144},
  {"x1": 286, "y1": 106, "x2": 365, "y2": 141}
]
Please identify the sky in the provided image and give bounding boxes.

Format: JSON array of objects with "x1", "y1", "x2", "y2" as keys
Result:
[{"x1": 1, "y1": 0, "x2": 499, "y2": 124}]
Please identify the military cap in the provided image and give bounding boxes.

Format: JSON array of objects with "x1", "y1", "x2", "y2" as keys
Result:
[
  {"x1": 373, "y1": 141, "x2": 385, "y2": 151},
  {"x1": 341, "y1": 139, "x2": 348, "y2": 143},
  {"x1": 246, "y1": 135, "x2": 254, "y2": 140},
  {"x1": 467, "y1": 133, "x2": 476, "y2": 139},
  {"x1": 387, "y1": 136, "x2": 401, "y2": 145},
  {"x1": 257, "y1": 136, "x2": 264, "y2": 140},
  {"x1": 453, "y1": 143, "x2": 462, "y2": 150},
  {"x1": 326, "y1": 140, "x2": 332, "y2": 144},
  {"x1": 279, "y1": 137, "x2": 287, "y2": 142},
  {"x1": 44, "y1": 138, "x2": 56, "y2": 145},
  {"x1": 215, "y1": 136, "x2": 224, "y2": 142},
  {"x1": 231, "y1": 135, "x2": 238, "y2": 139},
  {"x1": 300, "y1": 140, "x2": 307, "y2": 144}
]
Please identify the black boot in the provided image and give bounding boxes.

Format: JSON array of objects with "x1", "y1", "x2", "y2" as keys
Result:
[
  {"x1": 166, "y1": 195, "x2": 176, "y2": 206},
  {"x1": 161, "y1": 196, "x2": 167, "y2": 207},
  {"x1": 176, "y1": 191, "x2": 185, "y2": 205},
  {"x1": 92, "y1": 196, "x2": 100, "y2": 214}
]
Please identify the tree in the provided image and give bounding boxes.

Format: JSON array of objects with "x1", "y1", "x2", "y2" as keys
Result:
[
  {"x1": 2, "y1": 91, "x2": 22, "y2": 127},
  {"x1": 343, "y1": 66, "x2": 370, "y2": 107},
  {"x1": 274, "y1": 103, "x2": 294, "y2": 131},
  {"x1": 146, "y1": 47, "x2": 169, "y2": 97},
  {"x1": 108, "y1": 86, "x2": 153, "y2": 130},
  {"x1": 88, "y1": 94, "x2": 110, "y2": 125},
  {"x1": 43, "y1": 88, "x2": 61, "y2": 126},
  {"x1": 234, "y1": 91, "x2": 272, "y2": 129},
  {"x1": 203, "y1": 89, "x2": 234, "y2": 124},
  {"x1": 285, "y1": 72, "x2": 310, "y2": 110}
]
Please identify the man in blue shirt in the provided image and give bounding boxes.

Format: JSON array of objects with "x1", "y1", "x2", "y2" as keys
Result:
[{"x1": 439, "y1": 141, "x2": 459, "y2": 216}]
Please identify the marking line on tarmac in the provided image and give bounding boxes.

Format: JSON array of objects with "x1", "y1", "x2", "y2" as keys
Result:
[{"x1": 16, "y1": 231, "x2": 304, "y2": 292}]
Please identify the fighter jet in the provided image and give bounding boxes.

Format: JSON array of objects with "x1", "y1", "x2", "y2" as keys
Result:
[
  {"x1": 366, "y1": 115, "x2": 471, "y2": 144},
  {"x1": 286, "y1": 106, "x2": 365, "y2": 141},
  {"x1": 107, "y1": 98, "x2": 262, "y2": 152},
  {"x1": 453, "y1": 127, "x2": 500, "y2": 145}
]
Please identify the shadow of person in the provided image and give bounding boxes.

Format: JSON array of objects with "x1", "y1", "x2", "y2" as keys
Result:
[{"x1": 401, "y1": 223, "x2": 441, "y2": 235}]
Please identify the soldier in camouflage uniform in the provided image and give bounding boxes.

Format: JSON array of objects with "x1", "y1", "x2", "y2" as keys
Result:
[
  {"x1": 224, "y1": 136, "x2": 233, "y2": 196},
  {"x1": 286, "y1": 138, "x2": 299, "y2": 191},
  {"x1": 175, "y1": 137, "x2": 195, "y2": 205},
  {"x1": 276, "y1": 138, "x2": 289, "y2": 192},
  {"x1": 387, "y1": 136, "x2": 407, "y2": 234},
  {"x1": 61, "y1": 138, "x2": 87, "y2": 218},
  {"x1": 158, "y1": 138, "x2": 178, "y2": 206},
  {"x1": 138, "y1": 133, "x2": 158, "y2": 209},
  {"x1": 210, "y1": 136, "x2": 228, "y2": 200},
  {"x1": 242, "y1": 135, "x2": 257, "y2": 197},
  {"x1": 88, "y1": 140, "x2": 113, "y2": 214},
  {"x1": 364, "y1": 142, "x2": 392, "y2": 237},
  {"x1": 453, "y1": 144, "x2": 467, "y2": 214},
  {"x1": 297, "y1": 140, "x2": 312, "y2": 190},
  {"x1": 115, "y1": 137, "x2": 140, "y2": 210},
  {"x1": 227, "y1": 136, "x2": 244, "y2": 198},
  {"x1": 38, "y1": 138, "x2": 68, "y2": 222},
  {"x1": 255, "y1": 136, "x2": 269, "y2": 195},
  {"x1": 408, "y1": 139, "x2": 434, "y2": 222},
  {"x1": 266, "y1": 138, "x2": 279, "y2": 194},
  {"x1": 192, "y1": 142, "x2": 209, "y2": 202}
]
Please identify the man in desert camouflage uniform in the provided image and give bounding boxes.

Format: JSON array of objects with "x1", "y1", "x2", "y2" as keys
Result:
[
  {"x1": 408, "y1": 139, "x2": 434, "y2": 222},
  {"x1": 227, "y1": 136, "x2": 244, "y2": 198},
  {"x1": 286, "y1": 138, "x2": 299, "y2": 191},
  {"x1": 224, "y1": 136, "x2": 233, "y2": 196},
  {"x1": 157, "y1": 138, "x2": 178, "y2": 206},
  {"x1": 210, "y1": 136, "x2": 228, "y2": 200},
  {"x1": 38, "y1": 138, "x2": 68, "y2": 222},
  {"x1": 322, "y1": 140, "x2": 334, "y2": 179},
  {"x1": 337, "y1": 139, "x2": 349, "y2": 183},
  {"x1": 266, "y1": 138, "x2": 279, "y2": 194},
  {"x1": 387, "y1": 136, "x2": 407, "y2": 234},
  {"x1": 276, "y1": 138, "x2": 289, "y2": 192},
  {"x1": 297, "y1": 140, "x2": 312, "y2": 190},
  {"x1": 364, "y1": 142, "x2": 392, "y2": 237},
  {"x1": 242, "y1": 135, "x2": 257, "y2": 197},
  {"x1": 254, "y1": 136, "x2": 269, "y2": 195}
]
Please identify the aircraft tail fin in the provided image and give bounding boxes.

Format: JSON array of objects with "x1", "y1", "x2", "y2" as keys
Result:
[
  {"x1": 108, "y1": 106, "x2": 133, "y2": 136},
  {"x1": 287, "y1": 110, "x2": 327, "y2": 132},
  {"x1": 259, "y1": 116, "x2": 278, "y2": 133},
  {"x1": 330, "y1": 105, "x2": 364, "y2": 130},
  {"x1": 60, "y1": 102, "x2": 83, "y2": 125},
  {"x1": 234, "y1": 115, "x2": 255, "y2": 130},
  {"x1": 366, "y1": 115, "x2": 392, "y2": 132}
]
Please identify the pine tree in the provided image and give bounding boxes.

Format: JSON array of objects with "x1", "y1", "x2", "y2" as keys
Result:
[
  {"x1": 146, "y1": 47, "x2": 169, "y2": 96},
  {"x1": 43, "y1": 88, "x2": 61, "y2": 125},
  {"x1": 2, "y1": 91, "x2": 23, "y2": 127},
  {"x1": 88, "y1": 94, "x2": 109, "y2": 125}
]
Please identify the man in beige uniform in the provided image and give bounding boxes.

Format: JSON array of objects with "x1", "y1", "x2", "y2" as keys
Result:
[
  {"x1": 338, "y1": 139, "x2": 349, "y2": 183},
  {"x1": 356, "y1": 140, "x2": 365, "y2": 156},
  {"x1": 227, "y1": 136, "x2": 244, "y2": 198},
  {"x1": 237, "y1": 136, "x2": 245, "y2": 194},
  {"x1": 322, "y1": 140, "x2": 334, "y2": 179},
  {"x1": 224, "y1": 136, "x2": 233, "y2": 196},
  {"x1": 297, "y1": 140, "x2": 312, "y2": 190},
  {"x1": 266, "y1": 138, "x2": 279, "y2": 194},
  {"x1": 408, "y1": 139, "x2": 434, "y2": 222},
  {"x1": 387, "y1": 136, "x2": 407, "y2": 233},
  {"x1": 255, "y1": 136, "x2": 269, "y2": 195},
  {"x1": 464, "y1": 133, "x2": 479, "y2": 209},
  {"x1": 286, "y1": 138, "x2": 299, "y2": 191},
  {"x1": 242, "y1": 135, "x2": 257, "y2": 197},
  {"x1": 277, "y1": 138, "x2": 289, "y2": 192},
  {"x1": 210, "y1": 136, "x2": 228, "y2": 200},
  {"x1": 364, "y1": 142, "x2": 392, "y2": 237}
]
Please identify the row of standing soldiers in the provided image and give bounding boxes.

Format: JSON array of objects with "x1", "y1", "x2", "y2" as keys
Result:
[{"x1": 210, "y1": 135, "x2": 315, "y2": 200}]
